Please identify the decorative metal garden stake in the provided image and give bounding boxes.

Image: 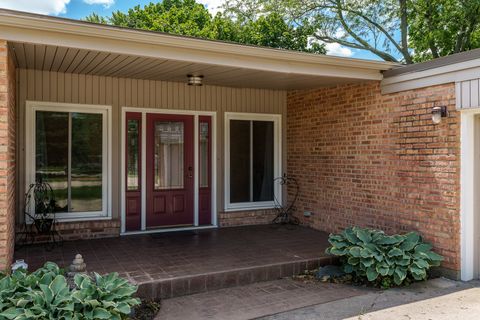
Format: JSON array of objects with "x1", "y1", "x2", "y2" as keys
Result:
[
  {"x1": 271, "y1": 174, "x2": 300, "y2": 228},
  {"x1": 16, "y1": 178, "x2": 63, "y2": 250}
]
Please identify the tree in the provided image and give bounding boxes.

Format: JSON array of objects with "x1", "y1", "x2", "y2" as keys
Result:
[
  {"x1": 409, "y1": 0, "x2": 480, "y2": 62},
  {"x1": 87, "y1": 0, "x2": 216, "y2": 38},
  {"x1": 84, "y1": 0, "x2": 325, "y2": 54},
  {"x1": 222, "y1": 0, "x2": 480, "y2": 63},
  {"x1": 223, "y1": 0, "x2": 412, "y2": 63},
  {"x1": 84, "y1": 12, "x2": 107, "y2": 24}
]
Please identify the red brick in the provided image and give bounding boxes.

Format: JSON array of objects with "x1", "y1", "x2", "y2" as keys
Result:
[
  {"x1": 287, "y1": 82, "x2": 460, "y2": 272},
  {"x1": 16, "y1": 220, "x2": 121, "y2": 243},
  {"x1": 0, "y1": 41, "x2": 15, "y2": 271},
  {"x1": 219, "y1": 209, "x2": 277, "y2": 227}
]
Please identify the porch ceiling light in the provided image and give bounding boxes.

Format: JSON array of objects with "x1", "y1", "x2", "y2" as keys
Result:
[
  {"x1": 431, "y1": 106, "x2": 448, "y2": 124},
  {"x1": 187, "y1": 74, "x2": 204, "y2": 86}
]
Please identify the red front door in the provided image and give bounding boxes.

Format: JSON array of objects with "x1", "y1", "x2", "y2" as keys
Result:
[{"x1": 146, "y1": 114, "x2": 194, "y2": 227}]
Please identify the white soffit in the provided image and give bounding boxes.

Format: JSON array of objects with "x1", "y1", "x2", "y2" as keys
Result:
[{"x1": 7, "y1": 42, "x2": 373, "y2": 90}]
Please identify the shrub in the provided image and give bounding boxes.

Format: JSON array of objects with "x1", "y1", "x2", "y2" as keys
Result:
[
  {"x1": 326, "y1": 227, "x2": 443, "y2": 287},
  {"x1": 0, "y1": 262, "x2": 140, "y2": 320}
]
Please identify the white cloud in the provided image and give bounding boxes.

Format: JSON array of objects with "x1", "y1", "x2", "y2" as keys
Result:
[
  {"x1": 197, "y1": 0, "x2": 225, "y2": 15},
  {"x1": 307, "y1": 28, "x2": 355, "y2": 57},
  {"x1": 308, "y1": 36, "x2": 354, "y2": 57},
  {"x1": 325, "y1": 42, "x2": 354, "y2": 57},
  {"x1": 83, "y1": 0, "x2": 115, "y2": 8},
  {"x1": 0, "y1": 0, "x2": 70, "y2": 15}
]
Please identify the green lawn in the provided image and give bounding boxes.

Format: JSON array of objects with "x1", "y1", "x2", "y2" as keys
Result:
[{"x1": 53, "y1": 185, "x2": 102, "y2": 200}]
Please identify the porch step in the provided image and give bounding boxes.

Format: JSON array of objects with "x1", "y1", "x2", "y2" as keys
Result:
[{"x1": 136, "y1": 256, "x2": 337, "y2": 300}]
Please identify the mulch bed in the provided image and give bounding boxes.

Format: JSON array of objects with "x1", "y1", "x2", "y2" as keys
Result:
[
  {"x1": 130, "y1": 299, "x2": 162, "y2": 320},
  {"x1": 292, "y1": 268, "x2": 354, "y2": 285},
  {"x1": 292, "y1": 266, "x2": 437, "y2": 289}
]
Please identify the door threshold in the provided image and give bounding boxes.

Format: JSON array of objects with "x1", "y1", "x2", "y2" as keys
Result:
[{"x1": 121, "y1": 225, "x2": 218, "y2": 236}]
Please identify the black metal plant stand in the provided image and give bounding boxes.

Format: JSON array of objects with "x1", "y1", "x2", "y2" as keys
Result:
[
  {"x1": 16, "y1": 179, "x2": 63, "y2": 251},
  {"x1": 271, "y1": 174, "x2": 300, "y2": 227}
]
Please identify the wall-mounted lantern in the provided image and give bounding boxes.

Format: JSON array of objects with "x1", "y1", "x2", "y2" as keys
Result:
[{"x1": 432, "y1": 106, "x2": 448, "y2": 124}]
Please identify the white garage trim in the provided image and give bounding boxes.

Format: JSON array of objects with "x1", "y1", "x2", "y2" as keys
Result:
[{"x1": 460, "y1": 109, "x2": 480, "y2": 280}]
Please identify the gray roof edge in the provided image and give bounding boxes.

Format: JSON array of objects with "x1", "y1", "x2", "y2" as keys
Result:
[{"x1": 384, "y1": 48, "x2": 480, "y2": 78}]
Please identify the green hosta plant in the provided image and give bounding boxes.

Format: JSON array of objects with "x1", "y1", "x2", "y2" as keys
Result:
[
  {"x1": 72, "y1": 272, "x2": 140, "y2": 319},
  {"x1": 326, "y1": 227, "x2": 443, "y2": 287},
  {"x1": 0, "y1": 262, "x2": 140, "y2": 320}
]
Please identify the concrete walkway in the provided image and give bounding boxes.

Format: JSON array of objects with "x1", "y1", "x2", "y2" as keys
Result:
[
  {"x1": 156, "y1": 278, "x2": 368, "y2": 320},
  {"x1": 262, "y1": 278, "x2": 480, "y2": 320}
]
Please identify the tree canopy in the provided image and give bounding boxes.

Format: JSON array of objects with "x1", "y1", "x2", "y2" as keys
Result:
[
  {"x1": 409, "y1": 0, "x2": 480, "y2": 62},
  {"x1": 222, "y1": 0, "x2": 480, "y2": 63},
  {"x1": 85, "y1": 0, "x2": 480, "y2": 63},
  {"x1": 84, "y1": 0, "x2": 325, "y2": 54}
]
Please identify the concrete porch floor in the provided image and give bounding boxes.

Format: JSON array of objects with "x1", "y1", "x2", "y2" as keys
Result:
[{"x1": 14, "y1": 225, "x2": 335, "y2": 299}]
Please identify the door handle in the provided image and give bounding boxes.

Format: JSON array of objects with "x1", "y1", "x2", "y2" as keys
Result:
[{"x1": 187, "y1": 166, "x2": 193, "y2": 178}]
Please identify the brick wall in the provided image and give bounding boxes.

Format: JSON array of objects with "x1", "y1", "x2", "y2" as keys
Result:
[
  {"x1": 287, "y1": 82, "x2": 460, "y2": 273},
  {"x1": 16, "y1": 220, "x2": 120, "y2": 243},
  {"x1": 57, "y1": 220, "x2": 120, "y2": 240},
  {"x1": 0, "y1": 41, "x2": 16, "y2": 270},
  {"x1": 219, "y1": 209, "x2": 278, "y2": 227}
]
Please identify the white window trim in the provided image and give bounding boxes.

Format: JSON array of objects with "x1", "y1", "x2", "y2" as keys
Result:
[
  {"x1": 224, "y1": 112, "x2": 282, "y2": 212},
  {"x1": 25, "y1": 101, "x2": 112, "y2": 222}
]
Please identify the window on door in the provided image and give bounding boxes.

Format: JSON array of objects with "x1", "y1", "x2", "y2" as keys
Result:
[
  {"x1": 225, "y1": 113, "x2": 281, "y2": 210},
  {"x1": 154, "y1": 121, "x2": 185, "y2": 190},
  {"x1": 27, "y1": 103, "x2": 111, "y2": 220}
]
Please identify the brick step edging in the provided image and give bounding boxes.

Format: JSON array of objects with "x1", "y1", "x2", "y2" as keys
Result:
[{"x1": 136, "y1": 256, "x2": 338, "y2": 300}]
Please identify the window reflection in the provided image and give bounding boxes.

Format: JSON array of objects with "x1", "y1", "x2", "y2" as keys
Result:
[
  {"x1": 127, "y1": 120, "x2": 140, "y2": 191},
  {"x1": 229, "y1": 120, "x2": 274, "y2": 203},
  {"x1": 199, "y1": 122, "x2": 209, "y2": 188},
  {"x1": 35, "y1": 111, "x2": 103, "y2": 213},
  {"x1": 154, "y1": 121, "x2": 184, "y2": 190},
  {"x1": 71, "y1": 113, "x2": 103, "y2": 212},
  {"x1": 230, "y1": 120, "x2": 251, "y2": 203},
  {"x1": 35, "y1": 112, "x2": 69, "y2": 212}
]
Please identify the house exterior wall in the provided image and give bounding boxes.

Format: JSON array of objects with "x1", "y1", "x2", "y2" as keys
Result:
[
  {"x1": 16, "y1": 69, "x2": 287, "y2": 239},
  {"x1": 0, "y1": 41, "x2": 16, "y2": 269},
  {"x1": 219, "y1": 209, "x2": 277, "y2": 227},
  {"x1": 456, "y1": 78, "x2": 480, "y2": 109},
  {"x1": 287, "y1": 82, "x2": 460, "y2": 275}
]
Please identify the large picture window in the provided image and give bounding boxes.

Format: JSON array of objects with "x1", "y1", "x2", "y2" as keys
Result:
[
  {"x1": 27, "y1": 102, "x2": 111, "y2": 220},
  {"x1": 225, "y1": 113, "x2": 281, "y2": 210}
]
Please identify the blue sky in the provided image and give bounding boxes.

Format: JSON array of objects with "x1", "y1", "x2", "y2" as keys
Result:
[
  {"x1": 60, "y1": 0, "x2": 154, "y2": 20},
  {"x1": 0, "y1": 0, "x2": 380, "y2": 60}
]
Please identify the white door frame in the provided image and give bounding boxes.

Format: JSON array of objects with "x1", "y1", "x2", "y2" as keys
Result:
[
  {"x1": 120, "y1": 107, "x2": 217, "y2": 235},
  {"x1": 460, "y1": 109, "x2": 480, "y2": 280}
]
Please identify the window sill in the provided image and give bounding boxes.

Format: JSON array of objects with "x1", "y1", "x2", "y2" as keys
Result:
[
  {"x1": 223, "y1": 203, "x2": 277, "y2": 212},
  {"x1": 55, "y1": 215, "x2": 112, "y2": 223},
  {"x1": 25, "y1": 215, "x2": 112, "y2": 225}
]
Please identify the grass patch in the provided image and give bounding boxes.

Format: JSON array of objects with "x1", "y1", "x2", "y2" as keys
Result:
[{"x1": 53, "y1": 186, "x2": 102, "y2": 200}]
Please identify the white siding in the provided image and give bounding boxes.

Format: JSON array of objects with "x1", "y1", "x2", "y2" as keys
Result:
[{"x1": 456, "y1": 79, "x2": 480, "y2": 109}]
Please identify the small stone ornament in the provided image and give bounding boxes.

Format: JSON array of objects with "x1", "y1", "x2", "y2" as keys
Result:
[
  {"x1": 11, "y1": 259, "x2": 28, "y2": 272},
  {"x1": 69, "y1": 254, "x2": 86, "y2": 273}
]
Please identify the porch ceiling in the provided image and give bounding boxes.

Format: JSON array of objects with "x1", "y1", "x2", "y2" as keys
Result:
[
  {"x1": 8, "y1": 42, "x2": 357, "y2": 90},
  {"x1": 1, "y1": 9, "x2": 398, "y2": 90}
]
